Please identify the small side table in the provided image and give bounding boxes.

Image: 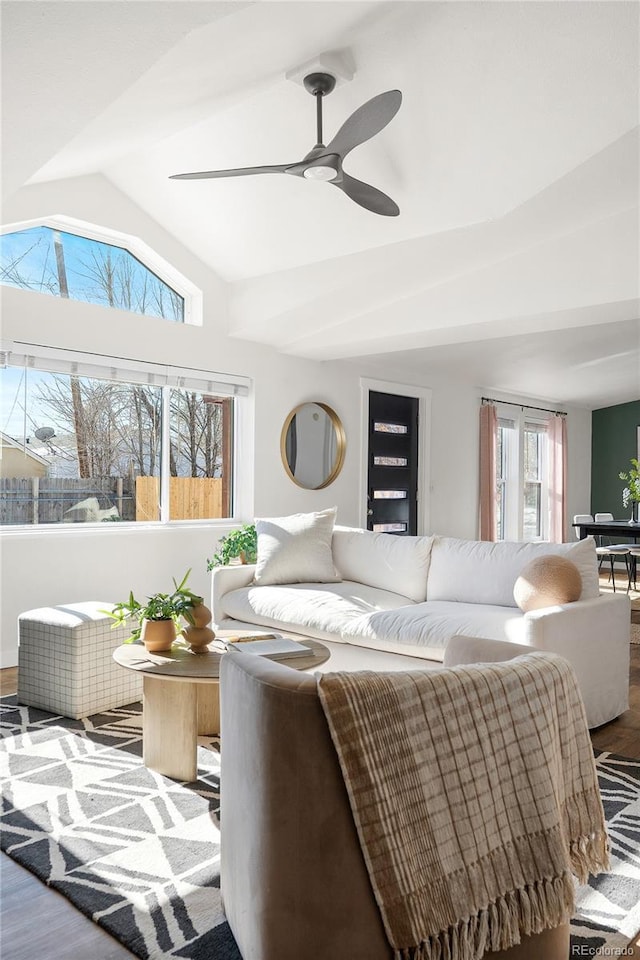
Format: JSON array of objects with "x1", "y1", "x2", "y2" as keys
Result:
[{"x1": 113, "y1": 635, "x2": 330, "y2": 781}]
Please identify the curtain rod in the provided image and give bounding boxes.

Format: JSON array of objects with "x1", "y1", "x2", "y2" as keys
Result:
[{"x1": 481, "y1": 397, "x2": 567, "y2": 417}]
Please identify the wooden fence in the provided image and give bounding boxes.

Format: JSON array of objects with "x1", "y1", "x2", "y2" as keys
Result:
[
  {"x1": 136, "y1": 477, "x2": 223, "y2": 521},
  {"x1": 0, "y1": 476, "x2": 224, "y2": 524},
  {"x1": 0, "y1": 477, "x2": 135, "y2": 525}
]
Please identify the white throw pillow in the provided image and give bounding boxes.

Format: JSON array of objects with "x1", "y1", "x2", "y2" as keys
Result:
[
  {"x1": 332, "y1": 526, "x2": 434, "y2": 603},
  {"x1": 253, "y1": 507, "x2": 341, "y2": 585},
  {"x1": 427, "y1": 535, "x2": 599, "y2": 607}
]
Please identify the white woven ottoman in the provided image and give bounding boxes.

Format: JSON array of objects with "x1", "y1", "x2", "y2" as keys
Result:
[{"x1": 18, "y1": 602, "x2": 143, "y2": 718}]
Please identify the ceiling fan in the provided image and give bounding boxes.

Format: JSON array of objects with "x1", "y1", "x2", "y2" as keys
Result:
[{"x1": 170, "y1": 73, "x2": 402, "y2": 217}]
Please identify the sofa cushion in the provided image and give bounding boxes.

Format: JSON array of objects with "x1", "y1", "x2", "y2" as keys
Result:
[
  {"x1": 341, "y1": 600, "x2": 526, "y2": 660},
  {"x1": 513, "y1": 556, "x2": 582, "y2": 612},
  {"x1": 253, "y1": 507, "x2": 340, "y2": 585},
  {"x1": 427, "y1": 536, "x2": 599, "y2": 607},
  {"x1": 332, "y1": 527, "x2": 433, "y2": 603},
  {"x1": 220, "y1": 581, "x2": 415, "y2": 642}
]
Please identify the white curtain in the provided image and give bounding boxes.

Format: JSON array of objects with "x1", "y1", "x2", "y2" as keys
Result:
[{"x1": 548, "y1": 415, "x2": 567, "y2": 543}]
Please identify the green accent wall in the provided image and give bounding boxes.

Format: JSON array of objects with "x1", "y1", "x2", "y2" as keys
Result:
[{"x1": 591, "y1": 400, "x2": 640, "y2": 518}]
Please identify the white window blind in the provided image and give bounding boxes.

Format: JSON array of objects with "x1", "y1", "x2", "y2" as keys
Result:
[{"x1": 1, "y1": 341, "x2": 250, "y2": 397}]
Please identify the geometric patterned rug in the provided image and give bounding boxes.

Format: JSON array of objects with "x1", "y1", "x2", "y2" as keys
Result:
[
  {"x1": 571, "y1": 753, "x2": 640, "y2": 955},
  {"x1": 1, "y1": 697, "x2": 639, "y2": 960},
  {"x1": 0, "y1": 697, "x2": 240, "y2": 960}
]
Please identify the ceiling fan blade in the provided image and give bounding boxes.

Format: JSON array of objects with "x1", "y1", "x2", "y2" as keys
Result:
[
  {"x1": 170, "y1": 163, "x2": 292, "y2": 181},
  {"x1": 335, "y1": 173, "x2": 399, "y2": 217},
  {"x1": 326, "y1": 90, "x2": 402, "y2": 159}
]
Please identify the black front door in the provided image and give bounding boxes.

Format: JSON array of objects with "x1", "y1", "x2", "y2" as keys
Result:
[{"x1": 367, "y1": 391, "x2": 419, "y2": 535}]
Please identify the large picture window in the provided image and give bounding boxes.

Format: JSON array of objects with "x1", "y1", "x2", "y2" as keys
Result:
[{"x1": 0, "y1": 347, "x2": 247, "y2": 525}]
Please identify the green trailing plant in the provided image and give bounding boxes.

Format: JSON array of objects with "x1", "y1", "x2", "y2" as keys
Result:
[
  {"x1": 619, "y1": 458, "x2": 640, "y2": 508},
  {"x1": 104, "y1": 569, "x2": 203, "y2": 643},
  {"x1": 207, "y1": 523, "x2": 257, "y2": 570}
]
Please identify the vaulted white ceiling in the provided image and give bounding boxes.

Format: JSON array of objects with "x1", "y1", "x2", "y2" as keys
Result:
[{"x1": 2, "y1": 0, "x2": 639, "y2": 408}]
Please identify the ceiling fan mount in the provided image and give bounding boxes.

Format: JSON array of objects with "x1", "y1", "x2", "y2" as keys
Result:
[
  {"x1": 302, "y1": 71, "x2": 337, "y2": 98},
  {"x1": 170, "y1": 74, "x2": 402, "y2": 216}
]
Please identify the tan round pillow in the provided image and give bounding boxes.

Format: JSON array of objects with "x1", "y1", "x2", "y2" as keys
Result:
[{"x1": 513, "y1": 555, "x2": 582, "y2": 612}]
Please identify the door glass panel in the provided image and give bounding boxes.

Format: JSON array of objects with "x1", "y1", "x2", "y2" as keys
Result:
[
  {"x1": 373, "y1": 490, "x2": 407, "y2": 499},
  {"x1": 523, "y1": 422, "x2": 543, "y2": 539},
  {"x1": 373, "y1": 522, "x2": 407, "y2": 532},
  {"x1": 374, "y1": 422, "x2": 408, "y2": 434},
  {"x1": 523, "y1": 483, "x2": 542, "y2": 539},
  {"x1": 373, "y1": 456, "x2": 408, "y2": 467}
]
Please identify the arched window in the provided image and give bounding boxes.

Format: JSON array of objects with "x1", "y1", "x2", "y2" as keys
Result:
[{"x1": 0, "y1": 216, "x2": 202, "y2": 324}]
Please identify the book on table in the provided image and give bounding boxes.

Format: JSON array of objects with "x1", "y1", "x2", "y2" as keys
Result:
[{"x1": 225, "y1": 633, "x2": 313, "y2": 660}]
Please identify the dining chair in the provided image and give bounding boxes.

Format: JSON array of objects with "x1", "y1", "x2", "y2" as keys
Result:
[
  {"x1": 628, "y1": 547, "x2": 640, "y2": 590},
  {"x1": 593, "y1": 512, "x2": 631, "y2": 592},
  {"x1": 573, "y1": 514, "x2": 593, "y2": 540}
]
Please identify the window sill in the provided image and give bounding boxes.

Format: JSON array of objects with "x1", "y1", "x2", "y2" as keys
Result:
[{"x1": 0, "y1": 519, "x2": 240, "y2": 539}]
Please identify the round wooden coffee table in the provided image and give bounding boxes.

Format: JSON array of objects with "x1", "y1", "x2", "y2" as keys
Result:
[{"x1": 113, "y1": 633, "x2": 330, "y2": 782}]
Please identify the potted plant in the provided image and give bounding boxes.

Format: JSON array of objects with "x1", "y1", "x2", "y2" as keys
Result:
[
  {"x1": 106, "y1": 569, "x2": 207, "y2": 652},
  {"x1": 619, "y1": 458, "x2": 640, "y2": 523},
  {"x1": 207, "y1": 523, "x2": 257, "y2": 570}
]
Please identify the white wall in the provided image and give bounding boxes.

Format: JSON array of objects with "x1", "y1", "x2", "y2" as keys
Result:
[
  {"x1": 0, "y1": 174, "x2": 592, "y2": 665},
  {"x1": 354, "y1": 359, "x2": 592, "y2": 543},
  {"x1": 0, "y1": 175, "x2": 364, "y2": 664}
]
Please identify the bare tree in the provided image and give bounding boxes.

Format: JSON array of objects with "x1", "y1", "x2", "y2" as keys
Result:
[
  {"x1": 72, "y1": 244, "x2": 184, "y2": 322},
  {"x1": 6, "y1": 229, "x2": 215, "y2": 483},
  {"x1": 35, "y1": 376, "x2": 126, "y2": 477},
  {"x1": 170, "y1": 391, "x2": 223, "y2": 477},
  {"x1": 0, "y1": 238, "x2": 58, "y2": 293},
  {"x1": 35, "y1": 377, "x2": 225, "y2": 482}
]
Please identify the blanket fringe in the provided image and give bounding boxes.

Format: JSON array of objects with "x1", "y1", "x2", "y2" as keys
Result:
[
  {"x1": 570, "y1": 831, "x2": 610, "y2": 884},
  {"x1": 393, "y1": 873, "x2": 577, "y2": 960}
]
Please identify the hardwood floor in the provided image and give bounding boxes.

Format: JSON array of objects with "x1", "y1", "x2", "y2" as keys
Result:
[
  {"x1": 1, "y1": 585, "x2": 639, "y2": 960},
  {"x1": 0, "y1": 666, "x2": 140, "y2": 960},
  {"x1": 1, "y1": 856, "x2": 136, "y2": 960}
]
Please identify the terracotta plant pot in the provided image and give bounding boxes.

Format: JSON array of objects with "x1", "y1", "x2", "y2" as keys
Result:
[{"x1": 141, "y1": 618, "x2": 176, "y2": 652}]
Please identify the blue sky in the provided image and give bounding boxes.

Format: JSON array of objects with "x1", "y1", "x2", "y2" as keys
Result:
[
  {"x1": 1, "y1": 226, "x2": 183, "y2": 320},
  {"x1": 1, "y1": 367, "x2": 58, "y2": 440}
]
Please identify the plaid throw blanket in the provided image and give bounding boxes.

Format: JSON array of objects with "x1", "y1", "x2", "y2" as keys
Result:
[{"x1": 317, "y1": 653, "x2": 609, "y2": 960}]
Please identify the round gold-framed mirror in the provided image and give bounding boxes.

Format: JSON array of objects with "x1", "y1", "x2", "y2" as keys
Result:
[{"x1": 280, "y1": 402, "x2": 346, "y2": 489}]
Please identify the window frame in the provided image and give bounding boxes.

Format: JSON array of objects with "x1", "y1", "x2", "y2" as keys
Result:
[
  {"x1": 0, "y1": 343, "x2": 251, "y2": 531},
  {"x1": 0, "y1": 215, "x2": 203, "y2": 326},
  {"x1": 496, "y1": 407, "x2": 550, "y2": 542},
  {"x1": 522, "y1": 420, "x2": 549, "y2": 541}
]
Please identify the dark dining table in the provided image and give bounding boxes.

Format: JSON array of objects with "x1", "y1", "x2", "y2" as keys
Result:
[{"x1": 572, "y1": 519, "x2": 640, "y2": 542}]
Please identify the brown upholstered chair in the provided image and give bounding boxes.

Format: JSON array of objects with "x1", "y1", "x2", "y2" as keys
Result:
[{"x1": 219, "y1": 653, "x2": 570, "y2": 960}]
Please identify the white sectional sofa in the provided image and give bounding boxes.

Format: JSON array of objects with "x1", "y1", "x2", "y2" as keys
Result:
[{"x1": 211, "y1": 527, "x2": 631, "y2": 729}]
